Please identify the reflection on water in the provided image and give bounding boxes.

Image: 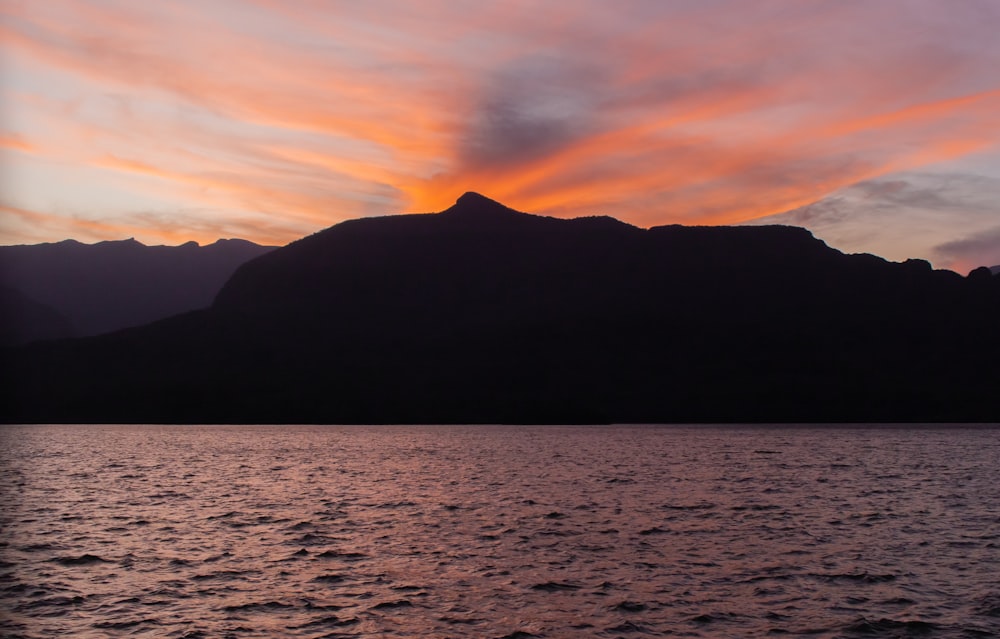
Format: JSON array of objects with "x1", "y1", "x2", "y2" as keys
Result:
[{"x1": 1, "y1": 425, "x2": 998, "y2": 638}]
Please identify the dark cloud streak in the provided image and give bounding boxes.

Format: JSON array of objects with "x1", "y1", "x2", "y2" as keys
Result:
[
  {"x1": 459, "y1": 55, "x2": 607, "y2": 169},
  {"x1": 934, "y1": 226, "x2": 1000, "y2": 273},
  {"x1": 771, "y1": 172, "x2": 1000, "y2": 226}
]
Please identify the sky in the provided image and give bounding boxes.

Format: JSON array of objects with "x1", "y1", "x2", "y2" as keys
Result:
[{"x1": 1, "y1": 0, "x2": 999, "y2": 273}]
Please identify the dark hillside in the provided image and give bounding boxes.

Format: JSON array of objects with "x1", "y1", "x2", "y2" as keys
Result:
[
  {"x1": 0, "y1": 286, "x2": 75, "y2": 347},
  {"x1": 3, "y1": 193, "x2": 998, "y2": 423}
]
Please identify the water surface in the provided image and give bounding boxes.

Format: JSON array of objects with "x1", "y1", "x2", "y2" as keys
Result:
[{"x1": 1, "y1": 425, "x2": 998, "y2": 637}]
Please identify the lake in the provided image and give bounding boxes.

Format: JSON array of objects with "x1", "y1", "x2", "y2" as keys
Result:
[{"x1": 1, "y1": 424, "x2": 998, "y2": 638}]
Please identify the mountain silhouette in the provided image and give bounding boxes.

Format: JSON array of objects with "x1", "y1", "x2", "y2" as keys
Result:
[
  {"x1": 0, "y1": 238, "x2": 275, "y2": 341},
  {"x1": 0, "y1": 286, "x2": 75, "y2": 346},
  {"x1": 3, "y1": 193, "x2": 998, "y2": 424}
]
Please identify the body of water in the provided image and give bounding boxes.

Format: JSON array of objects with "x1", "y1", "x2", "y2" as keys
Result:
[{"x1": 1, "y1": 424, "x2": 998, "y2": 638}]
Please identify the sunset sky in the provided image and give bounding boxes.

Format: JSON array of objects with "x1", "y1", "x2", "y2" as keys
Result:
[{"x1": 2, "y1": 0, "x2": 999, "y2": 273}]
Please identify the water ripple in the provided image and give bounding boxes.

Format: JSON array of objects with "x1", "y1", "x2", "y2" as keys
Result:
[{"x1": 1, "y1": 424, "x2": 998, "y2": 637}]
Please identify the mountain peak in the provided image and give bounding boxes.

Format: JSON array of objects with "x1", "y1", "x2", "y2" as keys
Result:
[
  {"x1": 443, "y1": 192, "x2": 523, "y2": 218},
  {"x1": 456, "y1": 191, "x2": 496, "y2": 205}
]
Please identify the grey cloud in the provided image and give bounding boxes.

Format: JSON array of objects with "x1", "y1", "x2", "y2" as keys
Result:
[
  {"x1": 765, "y1": 196, "x2": 852, "y2": 228},
  {"x1": 848, "y1": 173, "x2": 1000, "y2": 213},
  {"x1": 743, "y1": 171, "x2": 1000, "y2": 270},
  {"x1": 460, "y1": 55, "x2": 608, "y2": 168},
  {"x1": 934, "y1": 226, "x2": 1000, "y2": 271},
  {"x1": 761, "y1": 172, "x2": 1000, "y2": 229}
]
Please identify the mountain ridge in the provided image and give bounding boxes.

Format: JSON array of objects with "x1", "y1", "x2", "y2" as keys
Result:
[
  {"x1": 0, "y1": 237, "x2": 275, "y2": 342},
  {"x1": 3, "y1": 193, "x2": 998, "y2": 424}
]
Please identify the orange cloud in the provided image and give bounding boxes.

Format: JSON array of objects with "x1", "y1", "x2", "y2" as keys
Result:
[
  {"x1": 408, "y1": 76, "x2": 1000, "y2": 225},
  {"x1": 94, "y1": 154, "x2": 163, "y2": 177},
  {"x1": 1, "y1": 201, "x2": 131, "y2": 243},
  {"x1": 0, "y1": 133, "x2": 36, "y2": 153},
  {"x1": 0, "y1": 199, "x2": 292, "y2": 247},
  {"x1": 2, "y1": 0, "x2": 1000, "y2": 271}
]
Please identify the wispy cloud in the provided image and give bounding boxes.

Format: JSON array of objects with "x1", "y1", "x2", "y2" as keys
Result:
[
  {"x1": 1, "y1": 200, "x2": 128, "y2": 243},
  {"x1": 0, "y1": 132, "x2": 36, "y2": 153},
  {"x1": 753, "y1": 171, "x2": 1000, "y2": 271},
  {"x1": 934, "y1": 226, "x2": 1000, "y2": 274},
  {"x1": 0, "y1": 198, "x2": 294, "y2": 247}
]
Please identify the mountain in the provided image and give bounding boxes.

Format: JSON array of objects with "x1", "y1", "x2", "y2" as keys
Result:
[
  {"x1": 3, "y1": 192, "x2": 999, "y2": 424},
  {"x1": 0, "y1": 238, "x2": 275, "y2": 341},
  {"x1": 0, "y1": 286, "x2": 75, "y2": 347},
  {"x1": 991, "y1": 265, "x2": 1000, "y2": 275}
]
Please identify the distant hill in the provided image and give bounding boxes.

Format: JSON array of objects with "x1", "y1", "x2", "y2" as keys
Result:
[
  {"x1": 0, "y1": 238, "x2": 275, "y2": 341},
  {"x1": 991, "y1": 265, "x2": 1000, "y2": 275},
  {"x1": 3, "y1": 193, "x2": 998, "y2": 424}
]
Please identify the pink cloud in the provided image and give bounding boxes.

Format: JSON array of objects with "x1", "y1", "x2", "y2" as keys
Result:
[{"x1": 0, "y1": 132, "x2": 36, "y2": 153}]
